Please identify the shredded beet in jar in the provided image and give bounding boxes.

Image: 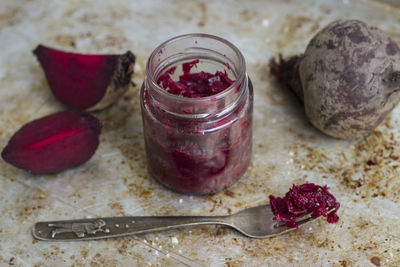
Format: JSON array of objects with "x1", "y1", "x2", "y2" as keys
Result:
[
  {"x1": 157, "y1": 59, "x2": 234, "y2": 98},
  {"x1": 141, "y1": 34, "x2": 253, "y2": 194},
  {"x1": 269, "y1": 183, "x2": 340, "y2": 228}
]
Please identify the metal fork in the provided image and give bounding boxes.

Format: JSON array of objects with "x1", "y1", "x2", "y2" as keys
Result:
[{"x1": 32, "y1": 205, "x2": 319, "y2": 241}]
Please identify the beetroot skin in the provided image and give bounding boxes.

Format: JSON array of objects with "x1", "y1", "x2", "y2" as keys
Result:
[
  {"x1": 269, "y1": 183, "x2": 340, "y2": 228},
  {"x1": 33, "y1": 45, "x2": 135, "y2": 111},
  {"x1": 270, "y1": 20, "x2": 400, "y2": 139},
  {"x1": 1, "y1": 110, "x2": 101, "y2": 174}
]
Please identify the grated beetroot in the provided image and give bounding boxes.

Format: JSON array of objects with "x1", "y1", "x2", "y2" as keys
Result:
[
  {"x1": 157, "y1": 59, "x2": 234, "y2": 98},
  {"x1": 142, "y1": 93, "x2": 253, "y2": 193},
  {"x1": 142, "y1": 57, "x2": 253, "y2": 193},
  {"x1": 269, "y1": 183, "x2": 340, "y2": 228}
]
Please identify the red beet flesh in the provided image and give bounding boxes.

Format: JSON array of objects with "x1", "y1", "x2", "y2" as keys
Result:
[
  {"x1": 1, "y1": 110, "x2": 101, "y2": 174},
  {"x1": 157, "y1": 59, "x2": 234, "y2": 98},
  {"x1": 33, "y1": 45, "x2": 135, "y2": 110},
  {"x1": 269, "y1": 183, "x2": 340, "y2": 228}
]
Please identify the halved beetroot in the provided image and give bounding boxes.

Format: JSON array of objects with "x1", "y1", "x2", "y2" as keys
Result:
[
  {"x1": 33, "y1": 45, "x2": 135, "y2": 111},
  {"x1": 1, "y1": 110, "x2": 101, "y2": 174}
]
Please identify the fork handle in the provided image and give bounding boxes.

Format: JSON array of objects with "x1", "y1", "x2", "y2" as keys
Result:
[{"x1": 33, "y1": 215, "x2": 230, "y2": 241}]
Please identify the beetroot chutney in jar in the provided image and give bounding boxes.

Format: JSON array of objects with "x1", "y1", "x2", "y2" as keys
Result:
[{"x1": 141, "y1": 34, "x2": 253, "y2": 194}]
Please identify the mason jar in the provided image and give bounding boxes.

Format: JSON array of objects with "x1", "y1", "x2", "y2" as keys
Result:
[{"x1": 141, "y1": 33, "x2": 253, "y2": 194}]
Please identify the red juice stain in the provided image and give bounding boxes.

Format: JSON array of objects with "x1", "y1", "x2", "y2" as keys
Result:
[
  {"x1": 269, "y1": 183, "x2": 340, "y2": 228},
  {"x1": 157, "y1": 59, "x2": 234, "y2": 98}
]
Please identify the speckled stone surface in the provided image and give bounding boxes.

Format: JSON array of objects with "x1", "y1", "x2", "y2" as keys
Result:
[{"x1": 1, "y1": 0, "x2": 400, "y2": 266}]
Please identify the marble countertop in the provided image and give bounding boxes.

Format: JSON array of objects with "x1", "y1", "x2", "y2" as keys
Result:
[{"x1": 1, "y1": 0, "x2": 400, "y2": 266}]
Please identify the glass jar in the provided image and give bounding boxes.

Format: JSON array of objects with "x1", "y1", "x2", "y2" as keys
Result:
[{"x1": 141, "y1": 33, "x2": 253, "y2": 194}]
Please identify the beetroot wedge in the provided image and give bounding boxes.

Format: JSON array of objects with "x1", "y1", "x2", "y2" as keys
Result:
[
  {"x1": 1, "y1": 110, "x2": 101, "y2": 174},
  {"x1": 33, "y1": 45, "x2": 135, "y2": 111}
]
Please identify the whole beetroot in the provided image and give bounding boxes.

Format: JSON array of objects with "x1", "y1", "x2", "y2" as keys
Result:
[{"x1": 271, "y1": 20, "x2": 400, "y2": 139}]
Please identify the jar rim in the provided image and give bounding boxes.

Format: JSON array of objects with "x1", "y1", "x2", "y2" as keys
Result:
[{"x1": 145, "y1": 33, "x2": 246, "y2": 103}]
